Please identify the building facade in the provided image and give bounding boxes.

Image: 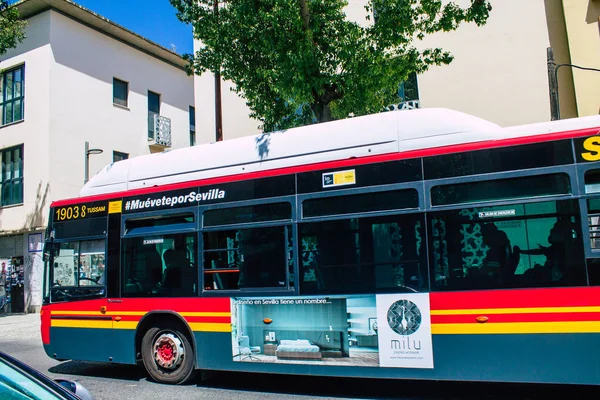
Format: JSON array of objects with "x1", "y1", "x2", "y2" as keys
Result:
[
  {"x1": 0, "y1": 0, "x2": 194, "y2": 313},
  {"x1": 193, "y1": 0, "x2": 599, "y2": 142},
  {"x1": 548, "y1": 0, "x2": 600, "y2": 119}
]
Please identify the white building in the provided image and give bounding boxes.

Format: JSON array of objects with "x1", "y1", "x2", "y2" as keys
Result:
[
  {"x1": 194, "y1": 0, "x2": 599, "y2": 142},
  {"x1": 0, "y1": 0, "x2": 194, "y2": 313}
]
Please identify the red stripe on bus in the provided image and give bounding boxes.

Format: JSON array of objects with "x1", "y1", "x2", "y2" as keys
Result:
[
  {"x1": 50, "y1": 126, "x2": 600, "y2": 207},
  {"x1": 431, "y1": 312, "x2": 600, "y2": 324},
  {"x1": 184, "y1": 316, "x2": 231, "y2": 324},
  {"x1": 107, "y1": 297, "x2": 231, "y2": 312},
  {"x1": 41, "y1": 307, "x2": 51, "y2": 345},
  {"x1": 114, "y1": 315, "x2": 229, "y2": 324},
  {"x1": 48, "y1": 299, "x2": 107, "y2": 312},
  {"x1": 430, "y1": 287, "x2": 600, "y2": 310}
]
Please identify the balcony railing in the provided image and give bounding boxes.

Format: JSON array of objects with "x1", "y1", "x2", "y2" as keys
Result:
[
  {"x1": 148, "y1": 114, "x2": 172, "y2": 148},
  {"x1": 385, "y1": 100, "x2": 421, "y2": 112}
]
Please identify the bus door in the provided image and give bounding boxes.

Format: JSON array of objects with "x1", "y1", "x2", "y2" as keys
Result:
[
  {"x1": 109, "y1": 209, "x2": 199, "y2": 363},
  {"x1": 48, "y1": 237, "x2": 112, "y2": 362}
]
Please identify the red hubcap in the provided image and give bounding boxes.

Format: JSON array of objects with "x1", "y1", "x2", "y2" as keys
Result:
[
  {"x1": 153, "y1": 332, "x2": 185, "y2": 370},
  {"x1": 157, "y1": 342, "x2": 174, "y2": 362}
]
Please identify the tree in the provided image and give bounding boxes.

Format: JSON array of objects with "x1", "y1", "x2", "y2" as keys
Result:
[
  {"x1": 171, "y1": 0, "x2": 491, "y2": 131},
  {"x1": 0, "y1": 1, "x2": 26, "y2": 56}
]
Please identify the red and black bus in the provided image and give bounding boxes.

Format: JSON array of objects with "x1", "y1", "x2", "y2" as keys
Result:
[{"x1": 41, "y1": 108, "x2": 600, "y2": 385}]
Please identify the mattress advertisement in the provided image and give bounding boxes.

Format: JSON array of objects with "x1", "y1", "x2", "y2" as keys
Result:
[
  {"x1": 376, "y1": 293, "x2": 434, "y2": 368},
  {"x1": 230, "y1": 294, "x2": 434, "y2": 369},
  {"x1": 230, "y1": 295, "x2": 380, "y2": 367}
]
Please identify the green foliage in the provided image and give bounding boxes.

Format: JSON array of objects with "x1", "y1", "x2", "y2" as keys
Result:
[
  {"x1": 0, "y1": 1, "x2": 26, "y2": 56},
  {"x1": 171, "y1": 0, "x2": 491, "y2": 131}
]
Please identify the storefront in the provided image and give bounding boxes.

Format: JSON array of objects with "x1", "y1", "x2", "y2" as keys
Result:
[{"x1": 0, "y1": 232, "x2": 43, "y2": 314}]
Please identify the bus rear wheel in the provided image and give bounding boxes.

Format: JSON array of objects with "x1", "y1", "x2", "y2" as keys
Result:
[{"x1": 141, "y1": 324, "x2": 195, "y2": 384}]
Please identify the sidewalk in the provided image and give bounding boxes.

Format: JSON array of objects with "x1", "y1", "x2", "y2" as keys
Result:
[{"x1": 0, "y1": 312, "x2": 41, "y2": 343}]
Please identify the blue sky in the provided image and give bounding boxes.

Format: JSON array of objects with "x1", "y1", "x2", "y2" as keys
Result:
[{"x1": 75, "y1": 0, "x2": 194, "y2": 55}]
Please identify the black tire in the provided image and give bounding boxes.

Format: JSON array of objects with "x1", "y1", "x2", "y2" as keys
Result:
[{"x1": 141, "y1": 323, "x2": 195, "y2": 384}]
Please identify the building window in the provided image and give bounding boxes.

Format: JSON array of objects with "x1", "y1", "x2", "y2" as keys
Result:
[
  {"x1": 113, "y1": 151, "x2": 129, "y2": 163},
  {"x1": 0, "y1": 145, "x2": 24, "y2": 207},
  {"x1": 148, "y1": 91, "x2": 160, "y2": 139},
  {"x1": 113, "y1": 78, "x2": 128, "y2": 107},
  {"x1": 189, "y1": 106, "x2": 196, "y2": 146},
  {"x1": 0, "y1": 65, "x2": 24, "y2": 125},
  {"x1": 398, "y1": 72, "x2": 419, "y2": 103}
]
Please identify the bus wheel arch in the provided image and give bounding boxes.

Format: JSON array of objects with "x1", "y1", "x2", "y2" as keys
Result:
[{"x1": 136, "y1": 312, "x2": 196, "y2": 385}]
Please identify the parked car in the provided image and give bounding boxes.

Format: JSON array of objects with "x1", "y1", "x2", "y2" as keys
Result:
[{"x1": 0, "y1": 350, "x2": 93, "y2": 399}]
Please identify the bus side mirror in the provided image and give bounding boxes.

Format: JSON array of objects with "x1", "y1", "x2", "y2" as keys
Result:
[
  {"x1": 43, "y1": 241, "x2": 51, "y2": 262},
  {"x1": 42, "y1": 241, "x2": 59, "y2": 262}
]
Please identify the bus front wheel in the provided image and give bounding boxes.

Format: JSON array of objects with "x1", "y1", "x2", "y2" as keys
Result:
[{"x1": 141, "y1": 323, "x2": 195, "y2": 384}]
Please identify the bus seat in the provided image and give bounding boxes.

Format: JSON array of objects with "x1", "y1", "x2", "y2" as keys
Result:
[{"x1": 124, "y1": 278, "x2": 143, "y2": 295}]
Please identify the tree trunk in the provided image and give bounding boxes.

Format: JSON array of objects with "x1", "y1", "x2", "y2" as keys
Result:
[
  {"x1": 320, "y1": 104, "x2": 332, "y2": 122},
  {"x1": 298, "y1": 0, "x2": 310, "y2": 30},
  {"x1": 311, "y1": 100, "x2": 333, "y2": 123}
]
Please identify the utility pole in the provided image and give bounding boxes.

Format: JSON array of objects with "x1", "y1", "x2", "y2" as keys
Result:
[
  {"x1": 214, "y1": 0, "x2": 223, "y2": 142},
  {"x1": 547, "y1": 47, "x2": 560, "y2": 121}
]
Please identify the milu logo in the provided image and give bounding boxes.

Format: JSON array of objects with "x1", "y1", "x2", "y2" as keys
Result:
[{"x1": 387, "y1": 299, "x2": 423, "y2": 351}]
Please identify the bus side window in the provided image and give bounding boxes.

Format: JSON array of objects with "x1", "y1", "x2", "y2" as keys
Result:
[
  {"x1": 122, "y1": 233, "x2": 197, "y2": 297},
  {"x1": 298, "y1": 214, "x2": 428, "y2": 295},
  {"x1": 203, "y1": 226, "x2": 289, "y2": 290},
  {"x1": 586, "y1": 198, "x2": 600, "y2": 250},
  {"x1": 586, "y1": 259, "x2": 600, "y2": 285},
  {"x1": 429, "y1": 199, "x2": 587, "y2": 291}
]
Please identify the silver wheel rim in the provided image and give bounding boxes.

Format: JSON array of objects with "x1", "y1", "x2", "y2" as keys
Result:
[{"x1": 153, "y1": 332, "x2": 185, "y2": 370}]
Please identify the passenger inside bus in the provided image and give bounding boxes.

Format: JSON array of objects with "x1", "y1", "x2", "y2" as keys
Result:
[
  {"x1": 160, "y1": 247, "x2": 196, "y2": 295},
  {"x1": 516, "y1": 219, "x2": 583, "y2": 285},
  {"x1": 467, "y1": 223, "x2": 519, "y2": 287},
  {"x1": 161, "y1": 249, "x2": 181, "y2": 290}
]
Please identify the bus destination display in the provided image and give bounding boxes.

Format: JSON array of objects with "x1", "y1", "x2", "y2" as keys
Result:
[{"x1": 54, "y1": 201, "x2": 109, "y2": 221}]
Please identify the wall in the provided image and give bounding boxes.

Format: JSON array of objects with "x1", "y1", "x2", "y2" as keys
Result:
[
  {"x1": 339, "y1": 0, "x2": 555, "y2": 126},
  {"x1": 545, "y1": 0, "x2": 578, "y2": 119},
  {"x1": 24, "y1": 231, "x2": 44, "y2": 313},
  {"x1": 416, "y1": 0, "x2": 552, "y2": 126},
  {"x1": 347, "y1": 296, "x2": 377, "y2": 337},
  {"x1": 562, "y1": 0, "x2": 600, "y2": 117},
  {"x1": 192, "y1": 44, "x2": 262, "y2": 143},
  {"x1": 0, "y1": 12, "x2": 52, "y2": 233},
  {"x1": 48, "y1": 10, "x2": 194, "y2": 202}
]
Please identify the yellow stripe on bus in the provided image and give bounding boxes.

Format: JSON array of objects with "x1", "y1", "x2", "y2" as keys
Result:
[
  {"x1": 179, "y1": 312, "x2": 231, "y2": 317},
  {"x1": 432, "y1": 321, "x2": 600, "y2": 334},
  {"x1": 51, "y1": 311, "x2": 230, "y2": 318},
  {"x1": 51, "y1": 311, "x2": 146, "y2": 316},
  {"x1": 51, "y1": 320, "x2": 112, "y2": 329},
  {"x1": 113, "y1": 321, "x2": 139, "y2": 330},
  {"x1": 188, "y1": 322, "x2": 231, "y2": 332},
  {"x1": 51, "y1": 320, "x2": 231, "y2": 332},
  {"x1": 431, "y1": 306, "x2": 600, "y2": 316}
]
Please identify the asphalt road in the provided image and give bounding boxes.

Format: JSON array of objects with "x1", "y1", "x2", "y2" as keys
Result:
[{"x1": 0, "y1": 313, "x2": 598, "y2": 400}]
